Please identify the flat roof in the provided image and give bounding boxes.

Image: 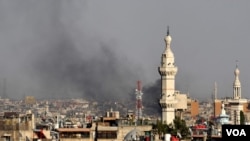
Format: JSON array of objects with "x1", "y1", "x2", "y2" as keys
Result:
[
  {"x1": 103, "y1": 117, "x2": 117, "y2": 120},
  {"x1": 56, "y1": 128, "x2": 90, "y2": 132},
  {"x1": 98, "y1": 126, "x2": 118, "y2": 131}
]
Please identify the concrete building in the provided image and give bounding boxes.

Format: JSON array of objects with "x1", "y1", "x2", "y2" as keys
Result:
[
  {"x1": 0, "y1": 111, "x2": 35, "y2": 141},
  {"x1": 175, "y1": 91, "x2": 188, "y2": 119},
  {"x1": 24, "y1": 96, "x2": 36, "y2": 105},
  {"x1": 214, "y1": 99, "x2": 222, "y2": 118},
  {"x1": 55, "y1": 112, "x2": 152, "y2": 141},
  {"x1": 186, "y1": 98, "x2": 199, "y2": 119}
]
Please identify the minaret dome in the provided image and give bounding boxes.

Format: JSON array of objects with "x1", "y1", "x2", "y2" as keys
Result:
[
  {"x1": 165, "y1": 35, "x2": 172, "y2": 45},
  {"x1": 234, "y1": 67, "x2": 240, "y2": 76},
  {"x1": 163, "y1": 27, "x2": 174, "y2": 58},
  {"x1": 164, "y1": 26, "x2": 172, "y2": 46}
]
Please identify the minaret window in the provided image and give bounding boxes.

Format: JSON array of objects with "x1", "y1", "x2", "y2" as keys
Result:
[{"x1": 161, "y1": 93, "x2": 165, "y2": 98}]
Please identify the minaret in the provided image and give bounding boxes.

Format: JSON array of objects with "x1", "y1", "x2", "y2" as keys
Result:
[
  {"x1": 213, "y1": 82, "x2": 217, "y2": 118},
  {"x1": 214, "y1": 82, "x2": 217, "y2": 100},
  {"x1": 135, "y1": 81, "x2": 143, "y2": 120},
  {"x1": 45, "y1": 101, "x2": 49, "y2": 115},
  {"x1": 158, "y1": 27, "x2": 178, "y2": 124},
  {"x1": 233, "y1": 63, "x2": 241, "y2": 99},
  {"x1": 228, "y1": 62, "x2": 247, "y2": 125},
  {"x1": 2, "y1": 78, "x2": 7, "y2": 99}
]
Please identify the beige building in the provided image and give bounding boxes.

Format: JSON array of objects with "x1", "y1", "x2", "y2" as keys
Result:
[
  {"x1": 175, "y1": 91, "x2": 187, "y2": 110},
  {"x1": 56, "y1": 112, "x2": 152, "y2": 141},
  {"x1": 175, "y1": 91, "x2": 188, "y2": 119},
  {"x1": 24, "y1": 96, "x2": 36, "y2": 105},
  {"x1": 0, "y1": 112, "x2": 35, "y2": 141}
]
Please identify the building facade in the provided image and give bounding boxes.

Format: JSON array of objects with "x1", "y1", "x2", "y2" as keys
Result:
[{"x1": 0, "y1": 112, "x2": 35, "y2": 141}]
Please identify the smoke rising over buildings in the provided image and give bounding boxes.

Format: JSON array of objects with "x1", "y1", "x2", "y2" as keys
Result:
[
  {"x1": 31, "y1": 35, "x2": 141, "y2": 101},
  {"x1": 1, "y1": 0, "x2": 250, "y2": 103},
  {"x1": 0, "y1": 1, "x2": 143, "y2": 101},
  {"x1": 142, "y1": 79, "x2": 162, "y2": 115}
]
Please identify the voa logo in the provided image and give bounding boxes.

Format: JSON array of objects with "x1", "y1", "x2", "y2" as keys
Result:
[{"x1": 226, "y1": 129, "x2": 246, "y2": 136}]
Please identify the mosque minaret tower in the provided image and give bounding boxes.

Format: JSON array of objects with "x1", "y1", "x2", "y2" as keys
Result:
[
  {"x1": 233, "y1": 64, "x2": 241, "y2": 99},
  {"x1": 158, "y1": 27, "x2": 178, "y2": 124},
  {"x1": 228, "y1": 63, "x2": 247, "y2": 125}
]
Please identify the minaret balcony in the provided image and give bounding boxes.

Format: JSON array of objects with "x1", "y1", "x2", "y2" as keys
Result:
[
  {"x1": 228, "y1": 98, "x2": 247, "y2": 104},
  {"x1": 159, "y1": 103, "x2": 176, "y2": 109},
  {"x1": 158, "y1": 67, "x2": 177, "y2": 74},
  {"x1": 159, "y1": 99, "x2": 177, "y2": 108}
]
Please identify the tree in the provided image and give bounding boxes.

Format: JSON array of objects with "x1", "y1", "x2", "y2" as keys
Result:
[
  {"x1": 152, "y1": 119, "x2": 168, "y2": 139},
  {"x1": 173, "y1": 116, "x2": 190, "y2": 138},
  {"x1": 152, "y1": 117, "x2": 190, "y2": 139},
  {"x1": 240, "y1": 110, "x2": 245, "y2": 125}
]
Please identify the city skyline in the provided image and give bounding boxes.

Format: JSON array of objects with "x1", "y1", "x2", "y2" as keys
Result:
[{"x1": 0, "y1": 1, "x2": 250, "y2": 101}]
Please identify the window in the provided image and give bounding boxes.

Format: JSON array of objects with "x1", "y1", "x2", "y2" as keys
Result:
[{"x1": 97, "y1": 131, "x2": 117, "y2": 139}]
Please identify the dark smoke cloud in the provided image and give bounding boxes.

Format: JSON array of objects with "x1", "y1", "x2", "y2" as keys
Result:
[
  {"x1": 142, "y1": 79, "x2": 161, "y2": 116},
  {"x1": 0, "y1": 1, "x2": 143, "y2": 101},
  {"x1": 31, "y1": 31, "x2": 140, "y2": 101},
  {"x1": 0, "y1": 1, "x2": 184, "y2": 116}
]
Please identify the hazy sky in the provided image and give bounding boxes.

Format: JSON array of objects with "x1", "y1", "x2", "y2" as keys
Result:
[{"x1": 0, "y1": 0, "x2": 250, "y2": 101}]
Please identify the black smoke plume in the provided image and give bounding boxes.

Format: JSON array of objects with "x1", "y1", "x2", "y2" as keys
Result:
[
  {"x1": 31, "y1": 31, "x2": 140, "y2": 101},
  {"x1": 0, "y1": 1, "x2": 142, "y2": 102},
  {"x1": 142, "y1": 79, "x2": 162, "y2": 116}
]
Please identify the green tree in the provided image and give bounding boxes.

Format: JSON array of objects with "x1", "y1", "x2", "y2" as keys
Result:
[
  {"x1": 152, "y1": 119, "x2": 167, "y2": 138},
  {"x1": 173, "y1": 116, "x2": 190, "y2": 138},
  {"x1": 152, "y1": 117, "x2": 190, "y2": 139},
  {"x1": 240, "y1": 110, "x2": 245, "y2": 125}
]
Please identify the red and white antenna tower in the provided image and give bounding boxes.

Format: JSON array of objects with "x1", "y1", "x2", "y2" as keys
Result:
[{"x1": 135, "y1": 80, "x2": 143, "y2": 120}]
